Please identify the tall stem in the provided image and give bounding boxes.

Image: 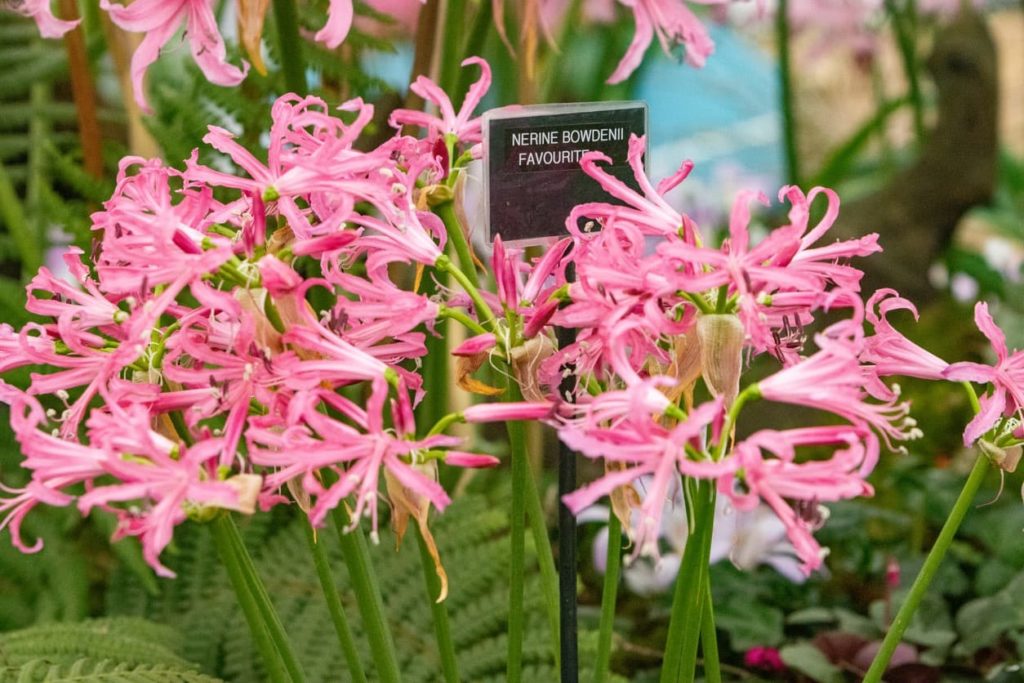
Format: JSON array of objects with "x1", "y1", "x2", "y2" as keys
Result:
[
  {"x1": 302, "y1": 523, "x2": 367, "y2": 683},
  {"x1": 332, "y1": 505, "x2": 402, "y2": 683},
  {"x1": 863, "y1": 453, "x2": 989, "y2": 681},
  {"x1": 59, "y1": 0, "x2": 103, "y2": 180},
  {"x1": 524, "y1": 439, "x2": 563, "y2": 669},
  {"x1": 775, "y1": 0, "x2": 801, "y2": 187},
  {"x1": 211, "y1": 515, "x2": 306, "y2": 683},
  {"x1": 661, "y1": 481, "x2": 716, "y2": 683},
  {"x1": 864, "y1": 382, "x2": 988, "y2": 680},
  {"x1": 593, "y1": 510, "x2": 622, "y2": 683},
  {"x1": 273, "y1": 0, "x2": 307, "y2": 94},
  {"x1": 885, "y1": 0, "x2": 925, "y2": 146},
  {"x1": 700, "y1": 577, "x2": 722, "y2": 683},
  {"x1": 506, "y1": 378, "x2": 529, "y2": 683},
  {"x1": 436, "y1": 202, "x2": 481, "y2": 289},
  {"x1": 416, "y1": 525, "x2": 461, "y2": 682}
]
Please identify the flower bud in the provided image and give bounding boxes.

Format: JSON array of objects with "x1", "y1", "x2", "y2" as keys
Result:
[{"x1": 697, "y1": 314, "x2": 745, "y2": 405}]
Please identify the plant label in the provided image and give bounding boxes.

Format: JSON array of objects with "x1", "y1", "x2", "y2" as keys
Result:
[{"x1": 483, "y1": 101, "x2": 648, "y2": 245}]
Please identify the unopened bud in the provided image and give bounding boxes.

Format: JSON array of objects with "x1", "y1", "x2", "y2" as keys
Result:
[
  {"x1": 697, "y1": 314, "x2": 745, "y2": 405},
  {"x1": 980, "y1": 440, "x2": 1022, "y2": 473}
]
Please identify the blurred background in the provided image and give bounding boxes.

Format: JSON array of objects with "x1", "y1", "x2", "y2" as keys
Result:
[{"x1": 0, "y1": 0, "x2": 1022, "y2": 680}]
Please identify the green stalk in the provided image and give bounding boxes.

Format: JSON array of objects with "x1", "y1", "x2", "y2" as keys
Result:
[
  {"x1": 223, "y1": 515, "x2": 307, "y2": 683},
  {"x1": 438, "y1": 305, "x2": 489, "y2": 336},
  {"x1": 593, "y1": 510, "x2": 622, "y2": 683},
  {"x1": 435, "y1": 202, "x2": 481, "y2": 289},
  {"x1": 273, "y1": 0, "x2": 307, "y2": 94},
  {"x1": 524, "y1": 450, "x2": 562, "y2": 669},
  {"x1": 332, "y1": 505, "x2": 402, "y2": 683},
  {"x1": 416, "y1": 525, "x2": 460, "y2": 682},
  {"x1": 699, "y1": 578, "x2": 722, "y2": 683},
  {"x1": 302, "y1": 523, "x2": 367, "y2": 683},
  {"x1": 506, "y1": 377, "x2": 529, "y2": 683},
  {"x1": 775, "y1": 0, "x2": 801, "y2": 187},
  {"x1": 438, "y1": 0, "x2": 467, "y2": 92},
  {"x1": 0, "y1": 160, "x2": 40, "y2": 278},
  {"x1": 661, "y1": 481, "x2": 716, "y2": 683},
  {"x1": 211, "y1": 515, "x2": 300, "y2": 683},
  {"x1": 433, "y1": 196, "x2": 560, "y2": 666},
  {"x1": 455, "y1": 1, "x2": 493, "y2": 103},
  {"x1": 864, "y1": 457, "x2": 989, "y2": 680},
  {"x1": 864, "y1": 382, "x2": 989, "y2": 681},
  {"x1": 884, "y1": 0, "x2": 925, "y2": 146}
]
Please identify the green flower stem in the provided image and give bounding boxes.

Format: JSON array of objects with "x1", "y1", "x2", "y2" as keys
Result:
[
  {"x1": 301, "y1": 522, "x2": 367, "y2": 683},
  {"x1": 273, "y1": 0, "x2": 307, "y2": 94},
  {"x1": 523, "y1": 448, "x2": 562, "y2": 669},
  {"x1": 438, "y1": 305, "x2": 489, "y2": 337},
  {"x1": 864, "y1": 453, "x2": 989, "y2": 680},
  {"x1": 437, "y1": 254, "x2": 496, "y2": 329},
  {"x1": 884, "y1": 0, "x2": 925, "y2": 145},
  {"x1": 415, "y1": 524, "x2": 461, "y2": 683},
  {"x1": 455, "y1": 1, "x2": 493, "y2": 102},
  {"x1": 435, "y1": 202, "x2": 482, "y2": 289},
  {"x1": 699, "y1": 577, "x2": 722, "y2": 683},
  {"x1": 775, "y1": 0, "x2": 801, "y2": 187},
  {"x1": 506, "y1": 377, "x2": 530, "y2": 683},
  {"x1": 332, "y1": 505, "x2": 402, "y2": 683},
  {"x1": 864, "y1": 381, "x2": 989, "y2": 681},
  {"x1": 438, "y1": 0, "x2": 467, "y2": 93},
  {"x1": 661, "y1": 480, "x2": 716, "y2": 683},
  {"x1": 211, "y1": 515, "x2": 304, "y2": 683},
  {"x1": 434, "y1": 191, "x2": 560, "y2": 667},
  {"x1": 593, "y1": 510, "x2": 622, "y2": 683}
]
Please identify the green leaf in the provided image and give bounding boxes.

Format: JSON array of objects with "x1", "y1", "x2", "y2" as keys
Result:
[
  {"x1": 713, "y1": 599, "x2": 784, "y2": 651},
  {"x1": 779, "y1": 643, "x2": 844, "y2": 683}
]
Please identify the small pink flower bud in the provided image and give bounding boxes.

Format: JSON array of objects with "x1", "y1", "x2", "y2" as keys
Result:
[
  {"x1": 462, "y1": 402, "x2": 554, "y2": 423},
  {"x1": 452, "y1": 333, "x2": 497, "y2": 357},
  {"x1": 444, "y1": 452, "x2": 501, "y2": 468},
  {"x1": 886, "y1": 556, "x2": 900, "y2": 590},
  {"x1": 258, "y1": 255, "x2": 302, "y2": 296}
]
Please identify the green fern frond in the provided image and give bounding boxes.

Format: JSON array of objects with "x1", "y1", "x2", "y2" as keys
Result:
[
  {"x1": 107, "y1": 493, "x2": 617, "y2": 682},
  {"x1": 0, "y1": 658, "x2": 224, "y2": 682},
  {"x1": 0, "y1": 619, "x2": 191, "y2": 670}
]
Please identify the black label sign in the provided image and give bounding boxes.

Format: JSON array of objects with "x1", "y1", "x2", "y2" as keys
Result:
[{"x1": 484, "y1": 102, "x2": 647, "y2": 244}]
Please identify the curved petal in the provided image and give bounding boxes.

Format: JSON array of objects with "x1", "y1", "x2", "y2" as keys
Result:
[
  {"x1": 315, "y1": 0, "x2": 353, "y2": 49},
  {"x1": 186, "y1": 1, "x2": 249, "y2": 87}
]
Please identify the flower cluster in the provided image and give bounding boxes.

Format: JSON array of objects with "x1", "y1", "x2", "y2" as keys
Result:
[
  {"x1": 0, "y1": 53, "x2": 1017, "y2": 586},
  {"x1": 0, "y1": 59, "x2": 535, "y2": 576},
  {"x1": 544, "y1": 133, "x2": 938, "y2": 575},
  {"x1": 6, "y1": 0, "x2": 358, "y2": 112}
]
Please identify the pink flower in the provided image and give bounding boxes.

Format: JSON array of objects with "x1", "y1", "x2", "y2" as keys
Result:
[
  {"x1": 4, "y1": 0, "x2": 79, "y2": 38},
  {"x1": 186, "y1": 96, "x2": 391, "y2": 239},
  {"x1": 570, "y1": 134, "x2": 696, "y2": 238},
  {"x1": 607, "y1": 0, "x2": 722, "y2": 84},
  {"x1": 561, "y1": 398, "x2": 730, "y2": 559},
  {"x1": 943, "y1": 302, "x2": 1024, "y2": 445},
  {"x1": 250, "y1": 379, "x2": 484, "y2": 534},
  {"x1": 863, "y1": 289, "x2": 948, "y2": 381},
  {"x1": 78, "y1": 405, "x2": 253, "y2": 577},
  {"x1": 757, "y1": 325, "x2": 918, "y2": 465},
  {"x1": 720, "y1": 426, "x2": 874, "y2": 574},
  {"x1": 389, "y1": 57, "x2": 492, "y2": 145},
  {"x1": 745, "y1": 646, "x2": 785, "y2": 672},
  {"x1": 100, "y1": 0, "x2": 248, "y2": 113}
]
